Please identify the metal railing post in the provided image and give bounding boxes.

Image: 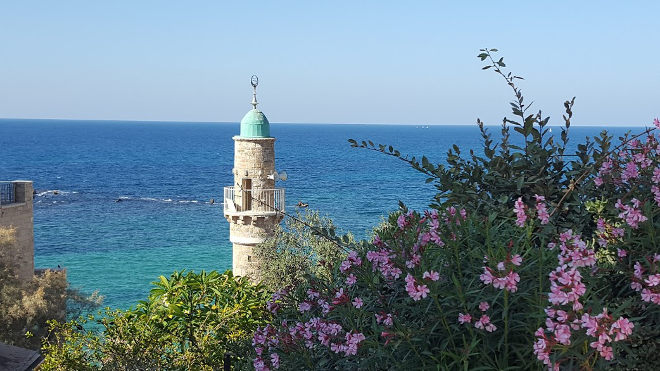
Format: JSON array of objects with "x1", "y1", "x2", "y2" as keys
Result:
[{"x1": 0, "y1": 182, "x2": 16, "y2": 205}]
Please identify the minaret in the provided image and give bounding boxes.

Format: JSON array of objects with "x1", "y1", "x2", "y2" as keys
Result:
[{"x1": 224, "y1": 76, "x2": 285, "y2": 279}]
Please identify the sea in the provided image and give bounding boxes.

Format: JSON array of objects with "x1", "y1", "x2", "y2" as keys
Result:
[{"x1": 0, "y1": 119, "x2": 645, "y2": 309}]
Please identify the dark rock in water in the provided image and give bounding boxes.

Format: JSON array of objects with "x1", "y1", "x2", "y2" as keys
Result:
[
  {"x1": 53, "y1": 190, "x2": 59, "y2": 195},
  {"x1": 210, "y1": 198, "x2": 215, "y2": 205},
  {"x1": 115, "y1": 198, "x2": 122, "y2": 203},
  {"x1": 33, "y1": 190, "x2": 37, "y2": 195},
  {"x1": 297, "y1": 201, "x2": 309, "y2": 208}
]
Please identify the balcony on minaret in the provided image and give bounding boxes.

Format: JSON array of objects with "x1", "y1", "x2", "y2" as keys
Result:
[{"x1": 223, "y1": 186, "x2": 285, "y2": 219}]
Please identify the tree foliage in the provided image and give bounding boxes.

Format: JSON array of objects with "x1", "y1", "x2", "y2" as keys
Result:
[
  {"x1": 41, "y1": 270, "x2": 270, "y2": 370},
  {"x1": 0, "y1": 227, "x2": 68, "y2": 349},
  {"x1": 254, "y1": 209, "x2": 349, "y2": 292}
]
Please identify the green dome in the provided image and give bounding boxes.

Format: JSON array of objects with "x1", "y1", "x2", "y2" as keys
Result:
[{"x1": 239, "y1": 109, "x2": 270, "y2": 138}]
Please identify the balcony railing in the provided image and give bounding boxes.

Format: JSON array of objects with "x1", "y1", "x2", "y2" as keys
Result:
[
  {"x1": 223, "y1": 186, "x2": 285, "y2": 215},
  {"x1": 0, "y1": 182, "x2": 15, "y2": 205}
]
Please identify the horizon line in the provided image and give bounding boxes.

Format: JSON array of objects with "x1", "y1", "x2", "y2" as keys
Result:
[{"x1": 0, "y1": 117, "x2": 650, "y2": 127}]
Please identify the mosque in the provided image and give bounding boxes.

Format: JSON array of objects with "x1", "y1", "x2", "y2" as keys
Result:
[{"x1": 223, "y1": 76, "x2": 285, "y2": 278}]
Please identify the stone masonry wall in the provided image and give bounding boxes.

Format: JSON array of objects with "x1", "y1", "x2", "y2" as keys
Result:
[
  {"x1": 0, "y1": 181, "x2": 34, "y2": 282},
  {"x1": 233, "y1": 137, "x2": 276, "y2": 190},
  {"x1": 229, "y1": 137, "x2": 279, "y2": 279}
]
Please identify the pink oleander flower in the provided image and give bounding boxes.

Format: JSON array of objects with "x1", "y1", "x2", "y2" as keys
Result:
[
  {"x1": 654, "y1": 117, "x2": 660, "y2": 129},
  {"x1": 641, "y1": 289, "x2": 654, "y2": 303},
  {"x1": 418, "y1": 232, "x2": 431, "y2": 247},
  {"x1": 253, "y1": 356, "x2": 269, "y2": 371},
  {"x1": 534, "y1": 194, "x2": 550, "y2": 224},
  {"x1": 253, "y1": 331, "x2": 266, "y2": 346},
  {"x1": 474, "y1": 315, "x2": 497, "y2": 332},
  {"x1": 352, "y1": 297, "x2": 364, "y2": 308},
  {"x1": 266, "y1": 300, "x2": 280, "y2": 314},
  {"x1": 306, "y1": 289, "x2": 319, "y2": 299},
  {"x1": 601, "y1": 346, "x2": 614, "y2": 361},
  {"x1": 344, "y1": 332, "x2": 366, "y2": 356},
  {"x1": 533, "y1": 337, "x2": 551, "y2": 365},
  {"x1": 270, "y1": 353, "x2": 280, "y2": 369},
  {"x1": 330, "y1": 342, "x2": 345, "y2": 354},
  {"x1": 480, "y1": 267, "x2": 494, "y2": 284},
  {"x1": 557, "y1": 310, "x2": 569, "y2": 323},
  {"x1": 367, "y1": 248, "x2": 402, "y2": 280},
  {"x1": 504, "y1": 271, "x2": 520, "y2": 292},
  {"x1": 652, "y1": 185, "x2": 660, "y2": 207},
  {"x1": 513, "y1": 197, "x2": 527, "y2": 227},
  {"x1": 645, "y1": 274, "x2": 660, "y2": 287},
  {"x1": 332, "y1": 288, "x2": 349, "y2": 305},
  {"x1": 458, "y1": 313, "x2": 472, "y2": 324},
  {"x1": 405, "y1": 274, "x2": 431, "y2": 301},
  {"x1": 423, "y1": 270, "x2": 440, "y2": 281},
  {"x1": 376, "y1": 312, "x2": 394, "y2": 327},
  {"x1": 492, "y1": 277, "x2": 506, "y2": 290},
  {"x1": 346, "y1": 273, "x2": 357, "y2": 286},
  {"x1": 347, "y1": 250, "x2": 362, "y2": 265},
  {"x1": 511, "y1": 254, "x2": 523, "y2": 266},
  {"x1": 298, "y1": 301, "x2": 312, "y2": 313},
  {"x1": 397, "y1": 214, "x2": 407, "y2": 229},
  {"x1": 554, "y1": 324, "x2": 572, "y2": 345},
  {"x1": 634, "y1": 261, "x2": 644, "y2": 279},
  {"x1": 621, "y1": 161, "x2": 639, "y2": 182},
  {"x1": 416, "y1": 284, "x2": 430, "y2": 298},
  {"x1": 479, "y1": 301, "x2": 490, "y2": 311},
  {"x1": 406, "y1": 254, "x2": 421, "y2": 268},
  {"x1": 616, "y1": 198, "x2": 648, "y2": 229},
  {"x1": 653, "y1": 166, "x2": 660, "y2": 183},
  {"x1": 610, "y1": 318, "x2": 634, "y2": 341},
  {"x1": 340, "y1": 260, "x2": 352, "y2": 273},
  {"x1": 617, "y1": 248, "x2": 627, "y2": 258},
  {"x1": 381, "y1": 331, "x2": 395, "y2": 345},
  {"x1": 497, "y1": 261, "x2": 505, "y2": 271}
]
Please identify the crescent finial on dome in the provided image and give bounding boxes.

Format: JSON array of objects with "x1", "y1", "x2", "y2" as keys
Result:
[{"x1": 250, "y1": 75, "x2": 259, "y2": 110}]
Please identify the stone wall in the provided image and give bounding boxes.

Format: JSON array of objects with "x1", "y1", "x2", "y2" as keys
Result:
[
  {"x1": 228, "y1": 137, "x2": 281, "y2": 279},
  {"x1": 233, "y1": 137, "x2": 276, "y2": 190},
  {"x1": 0, "y1": 181, "x2": 34, "y2": 282}
]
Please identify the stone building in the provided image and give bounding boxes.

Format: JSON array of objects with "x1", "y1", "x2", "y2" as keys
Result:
[
  {"x1": 0, "y1": 181, "x2": 35, "y2": 282},
  {"x1": 223, "y1": 76, "x2": 285, "y2": 278}
]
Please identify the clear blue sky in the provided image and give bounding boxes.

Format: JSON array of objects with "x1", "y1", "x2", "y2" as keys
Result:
[{"x1": 1, "y1": 1, "x2": 658, "y2": 125}]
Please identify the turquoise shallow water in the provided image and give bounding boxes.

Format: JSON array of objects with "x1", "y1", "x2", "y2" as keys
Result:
[{"x1": 0, "y1": 119, "x2": 642, "y2": 309}]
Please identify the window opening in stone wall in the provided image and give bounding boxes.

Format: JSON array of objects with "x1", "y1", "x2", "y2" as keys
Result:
[{"x1": 241, "y1": 178, "x2": 252, "y2": 211}]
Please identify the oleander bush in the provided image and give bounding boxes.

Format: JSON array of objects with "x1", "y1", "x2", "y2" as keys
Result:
[
  {"x1": 41, "y1": 270, "x2": 270, "y2": 370},
  {"x1": 250, "y1": 50, "x2": 659, "y2": 370}
]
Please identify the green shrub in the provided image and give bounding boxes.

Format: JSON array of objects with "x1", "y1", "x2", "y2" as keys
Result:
[
  {"x1": 41, "y1": 270, "x2": 270, "y2": 370},
  {"x1": 254, "y1": 209, "x2": 349, "y2": 292},
  {"x1": 0, "y1": 227, "x2": 68, "y2": 349}
]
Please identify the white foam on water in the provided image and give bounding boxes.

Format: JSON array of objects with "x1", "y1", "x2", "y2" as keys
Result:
[{"x1": 36, "y1": 190, "x2": 75, "y2": 197}]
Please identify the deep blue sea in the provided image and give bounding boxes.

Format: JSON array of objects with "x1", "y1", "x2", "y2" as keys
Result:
[{"x1": 0, "y1": 119, "x2": 644, "y2": 309}]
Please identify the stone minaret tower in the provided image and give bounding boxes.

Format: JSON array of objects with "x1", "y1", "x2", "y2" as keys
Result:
[{"x1": 224, "y1": 76, "x2": 285, "y2": 278}]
